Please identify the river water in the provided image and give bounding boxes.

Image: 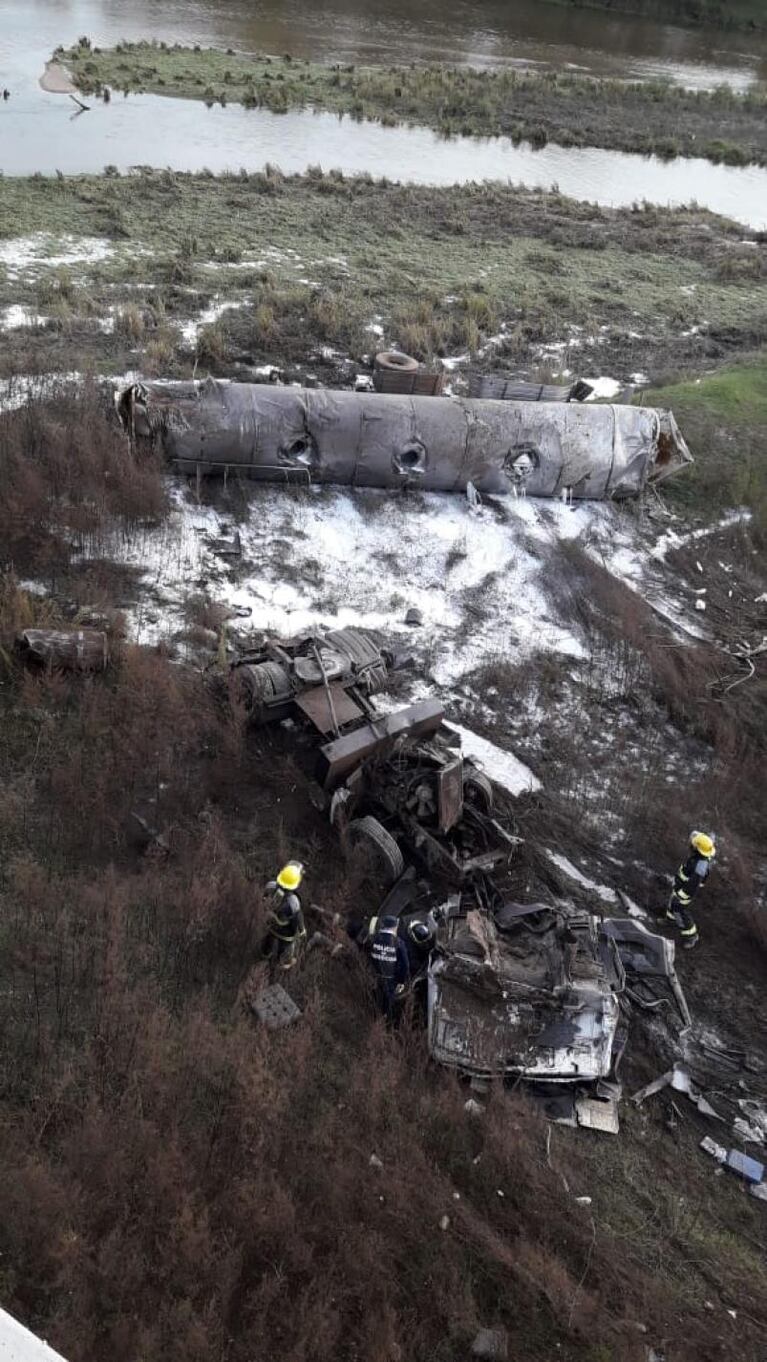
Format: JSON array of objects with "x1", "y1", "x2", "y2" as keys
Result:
[{"x1": 1, "y1": 0, "x2": 766, "y2": 228}]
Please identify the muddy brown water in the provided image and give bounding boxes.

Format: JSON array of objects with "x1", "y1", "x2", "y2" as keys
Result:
[
  {"x1": 7, "y1": 0, "x2": 767, "y2": 90},
  {"x1": 1, "y1": 1, "x2": 767, "y2": 227}
]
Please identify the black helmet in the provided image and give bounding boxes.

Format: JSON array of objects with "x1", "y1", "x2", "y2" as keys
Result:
[
  {"x1": 409, "y1": 920, "x2": 433, "y2": 944},
  {"x1": 379, "y1": 915, "x2": 399, "y2": 932}
]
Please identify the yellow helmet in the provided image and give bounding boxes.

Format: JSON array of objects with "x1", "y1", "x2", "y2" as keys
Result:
[
  {"x1": 277, "y1": 861, "x2": 303, "y2": 891},
  {"x1": 691, "y1": 832, "x2": 715, "y2": 859}
]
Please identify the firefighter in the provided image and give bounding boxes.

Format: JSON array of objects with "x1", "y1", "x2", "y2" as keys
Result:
[
  {"x1": 666, "y1": 832, "x2": 716, "y2": 950},
  {"x1": 368, "y1": 914, "x2": 410, "y2": 1021},
  {"x1": 262, "y1": 862, "x2": 307, "y2": 976}
]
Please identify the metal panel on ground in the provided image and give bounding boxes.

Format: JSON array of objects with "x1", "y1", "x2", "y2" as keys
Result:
[{"x1": 295, "y1": 684, "x2": 364, "y2": 735}]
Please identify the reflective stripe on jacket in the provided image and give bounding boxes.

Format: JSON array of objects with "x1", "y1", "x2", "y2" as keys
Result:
[
  {"x1": 672, "y1": 853, "x2": 710, "y2": 905},
  {"x1": 265, "y1": 885, "x2": 305, "y2": 942}
]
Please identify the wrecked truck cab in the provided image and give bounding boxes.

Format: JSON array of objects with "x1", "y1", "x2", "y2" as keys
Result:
[
  {"x1": 426, "y1": 905, "x2": 691, "y2": 1094},
  {"x1": 428, "y1": 905, "x2": 623, "y2": 1082}
]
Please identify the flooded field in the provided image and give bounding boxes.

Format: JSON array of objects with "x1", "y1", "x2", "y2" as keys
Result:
[
  {"x1": 7, "y1": 0, "x2": 767, "y2": 89},
  {"x1": 2, "y1": 95, "x2": 766, "y2": 229},
  {"x1": 2, "y1": 0, "x2": 766, "y2": 223}
]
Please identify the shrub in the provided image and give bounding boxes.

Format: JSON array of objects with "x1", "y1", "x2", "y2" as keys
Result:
[{"x1": 0, "y1": 383, "x2": 167, "y2": 577}]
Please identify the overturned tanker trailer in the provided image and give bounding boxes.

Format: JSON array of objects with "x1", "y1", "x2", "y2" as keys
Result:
[{"x1": 118, "y1": 378, "x2": 692, "y2": 500}]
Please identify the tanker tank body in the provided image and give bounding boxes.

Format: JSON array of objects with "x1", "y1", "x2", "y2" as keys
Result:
[{"x1": 118, "y1": 377, "x2": 692, "y2": 501}]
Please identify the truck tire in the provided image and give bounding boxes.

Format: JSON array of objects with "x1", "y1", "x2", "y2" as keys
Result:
[
  {"x1": 374, "y1": 350, "x2": 419, "y2": 373},
  {"x1": 463, "y1": 769, "x2": 494, "y2": 814},
  {"x1": 347, "y1": 815, "x2": 405, "y2": 885}
]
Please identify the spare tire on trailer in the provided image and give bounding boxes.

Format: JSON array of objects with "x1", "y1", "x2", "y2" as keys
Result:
[
  {"x1": 374, "y1": 351, "x2": 419, "y2": 373},
  {"x1": 463, "y1": 768, "x2": 494, "y2": 814},
  {"x1": 346, "y1": 815, "x2": 405, "y2": 885}
]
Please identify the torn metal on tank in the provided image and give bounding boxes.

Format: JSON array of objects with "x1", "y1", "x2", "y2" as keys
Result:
[{"x1": 118, "y1": 378, "x2": 692, "y2": 500}]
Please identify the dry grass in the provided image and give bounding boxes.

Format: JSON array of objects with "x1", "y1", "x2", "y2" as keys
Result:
[
  {"x1": 0, "y1": 383, "x2": 167, "y2": 579},
  {"x1": 1, "y1": 391, "x2": 766, "y2": 1358},
  {"x1": 544, "y1": 537, "x2": 767, "y2": 948},
  {"x1": 2, "y1": 633, "x2": 760, "y2": 1361}
]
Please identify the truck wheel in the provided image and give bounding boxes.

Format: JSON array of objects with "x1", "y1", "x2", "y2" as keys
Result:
[
  {"x1": 374, "y1": 350, "x2": 419, "y2": 373},
  {"x1": 347, "y1": 815, "x2": 405, "y2": 885},
  {"x1": 463, "y1": 769, "x2": 494, "y2": 814}
]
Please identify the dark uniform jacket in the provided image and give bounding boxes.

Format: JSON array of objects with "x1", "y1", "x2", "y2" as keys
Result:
[
  {"x1": 265, "y1": 885, "x2": 305, "y2": 941},
  {"x1": 369, "y1": 927, "x2": 410, "y2": 984},
  {"x1": 404, "y1": 923, "x2": 436, "y2": 978},
  {"x1": 672, "y1": 853, "x2": 711, "y2": 906}
]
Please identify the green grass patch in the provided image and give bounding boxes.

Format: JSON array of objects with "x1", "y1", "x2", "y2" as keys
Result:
[
  {"x1": 645, "y1": 355, "x2": 767, "y2": 522},
  {"x1": 0, "y1": 173, "x2": 765, "y2": 402},
  {"x1": 649, "y1": 361, "x2": 767, "y2": 423}
]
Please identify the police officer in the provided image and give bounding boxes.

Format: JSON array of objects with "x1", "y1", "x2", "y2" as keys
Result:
[
  {"x1": 666, "y1": 831, "x2": 716, "y2": 950},
  {"x1": 262, "y1": 862, "x2": 307, "y2": 976},
  {"x1": 368, "y1": 914, "x2": 410, "y2": 1021}
]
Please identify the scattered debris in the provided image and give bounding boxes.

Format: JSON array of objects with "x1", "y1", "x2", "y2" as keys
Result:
[
  {"x1": 15, "y1": 627, "x2": 108, "y2": 671},
  {"x1": 700, "y1": 1137, "x2": 765, "y2": 1184},
  {"x1": 249, "y1": 983, "x2": 302, "y2": 1030},
  {"x1": 468, "y1": 373, "x2": 592, "y2": 403},
  {"x1": 726, "y1": 1148, "x2": 765, "y2": 1183},
  {"x1": 700, "y1": 1135, "x2": 728, "y2": 1163},
  {"x1": 575, "y1": 1094, "x2": 620, "y2": 1134},
  {"x1": 373, "y1": 350, "x2": 444, "y2": 396},
  {"x1": 465, "y1": 479, "x2": 482, "y2": 510},
  {"x1": 600, "y1": 918, "x2": 691, "y2": 1027},
  {"x1": 128, "y1": 811, "x2": 170, "y2": 858},
  {"x1": 207, "y1": 527, "x2": 242, "y2": 557},
  {"x1": 734, "y1": 1099, "x2": 767, "y2": 1145},
  {"x1": 471, "y1": 1326, "x2": 509, "y2": 1361}
]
